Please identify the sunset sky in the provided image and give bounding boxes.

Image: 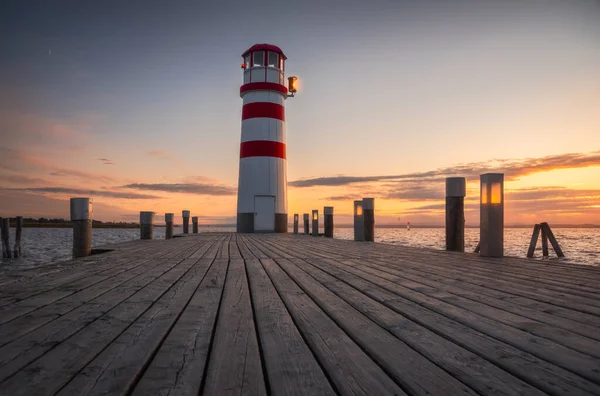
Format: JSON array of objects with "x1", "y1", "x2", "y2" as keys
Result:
[{"x1": 1, "y1": 0, "x2": 599, "y2": 226}]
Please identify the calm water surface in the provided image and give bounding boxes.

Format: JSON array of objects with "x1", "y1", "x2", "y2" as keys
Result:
[{"x1": 1, "y1": 226, "x2": 598, "y2": 271}]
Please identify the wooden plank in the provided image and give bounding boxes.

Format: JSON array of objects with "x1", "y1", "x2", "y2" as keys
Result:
[
  {"x1": 349, "y1": 258, "x2": 600, "y2": 357},
  {"x1": 292, "y1": 257, "x2": 545, "y2": 396},
  {"x1": 55, "y1": 258, "x2": 215, "y2": 395},
  {"x1": 260, "y1": 258, "x2": 408, "y2": 396},
  {"x1": 307, "y1": 257, "x2": 600, "y2": 395},
  {"x1": 324, "y1": 258, "x2": 600, "y2": 387},
  {"x1": 542, "y1": 222, "x2": 566, "y2": 257},
  {"x1": 0, "y1": 255, "x2": 202, "y2": 395},
  {"x1": 527, "y1": 224, "x2": 541, "y2": 258},
  {"x1": 274, "y1": 258, "x2": 477, "y2": 395},
  {"x1": 202, "y1": 258, "x2": 266, "y2": 396},
  {"x1": 131, "y1": 258, "x2": 229, "y2": 396},
  {"x1": 0, "y1": 241, "x2": 211, "y2": 383},
  {"x1": 245, "y1": 258, "x2": 335, "y2": 395}
]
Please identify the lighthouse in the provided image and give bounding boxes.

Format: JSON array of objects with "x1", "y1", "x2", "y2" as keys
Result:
[{"x1": 236, "y1": 44, "x2": 297, "y2": 233}]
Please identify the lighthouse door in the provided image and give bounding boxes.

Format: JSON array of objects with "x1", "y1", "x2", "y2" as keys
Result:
[{"x1": 254, "y1": 196, "x2": 276, "y2": 232}]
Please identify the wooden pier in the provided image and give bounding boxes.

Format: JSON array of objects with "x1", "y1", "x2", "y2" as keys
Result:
[{"x1": 0, "y1": 233, "x2": 599, "y2": 395}]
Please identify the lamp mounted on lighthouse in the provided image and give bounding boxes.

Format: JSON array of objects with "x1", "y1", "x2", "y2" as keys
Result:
[{"x1": 236, "y1": 44, "x2": 297, "y2": 233}]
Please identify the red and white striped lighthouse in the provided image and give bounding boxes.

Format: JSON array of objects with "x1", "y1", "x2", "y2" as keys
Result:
[{"x1": 237, "y1": 44, "x2": 296, "y2": 233}]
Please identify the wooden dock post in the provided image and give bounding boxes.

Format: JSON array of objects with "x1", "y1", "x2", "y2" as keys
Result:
[
  {"x1": 140, "y1": 211, "x2": 154, "y2": 240},
  {"x1": 527, "y1": 224, "x2": 541, "y2": 258},
  {"x1": 192, "y1": 216, "x2": 199, "y2": 234},
  {"x1": 324, "y1": 206, "x2": 334, "y2": 238},
  {"x1": 541, "y1": 222, "x2": 565, "y2": 257},
  {"x1": 293, "y1": 214, "x2": 299, "y2": 234},
  {"x1": 13, "y1": 216, "x2": 22, "y2": 258},
  {"x1": 354, "y1": 200, "x2": 365, "y2": 241},
  {"x1": 363, "y1": 198, "x2": 374, "y2": 242},
  {"x1": 70, "y1": 198, "x2": 92, "y2": 258},
  {"x1": 165, "y1": 213, "x2": 174, "y2": 239},
  {"x1": 303, "y1": 214, "x2": 309, "y2": 235},
  {"x1": 540, "y1": 223, "x2": 549, "y2": 257},
  {"x1": 182, "y1": 210, "x2": 190, "y2": 234},
  {"x1": 445, "y1": 177, "x2": 466, "y2": 252},
  {"x1": 1, "y1": 218, "x2": 11, "y2": 258},
  {"x1": 312, "y1": 210, "x2": 319, "y2": 236}
]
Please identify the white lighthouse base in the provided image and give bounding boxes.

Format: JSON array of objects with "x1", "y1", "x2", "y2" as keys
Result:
[{"x1": 237, "y1": 213, "x2": 287, "y2": 233}]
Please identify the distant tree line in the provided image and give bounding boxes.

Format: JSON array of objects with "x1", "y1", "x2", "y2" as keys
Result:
[{"x1": 6, "y1": 218, "x2": 140, "y2": 228}]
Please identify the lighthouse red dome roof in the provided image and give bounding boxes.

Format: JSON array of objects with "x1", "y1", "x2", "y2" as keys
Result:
[{"x1": 242, "y1": 44, "x2": 287, "y2": 60}]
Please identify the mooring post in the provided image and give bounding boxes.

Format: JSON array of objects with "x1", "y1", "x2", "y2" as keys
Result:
[
  {"x1": 541, "y1": 222, "x2": 565, "y2": 257},
  {"x1": 324, "y1": 207, "x2": 334, "y2": 238},
  {"x1": 527, "y1": 224, "x2": 541, "y2": 258},
  {"x1": 479, "y1": 173, "x2": 504, "y2": 257},
  {"x1": 354, "y1": 200, "x2": 364, "y2": 241},
  {"x1": 1, "y1": 218, "x2": 11, "y2": 258},
  {"x1": 165, "y1": 213, "x2": 174, "y2": 239},
  {"x1": 192, "y1": 216, "x2": 199, "y2": 234},
  {"x1": 303, "y1": 214, "x2": 309, "y2": 235},
  {"x1": 541, "y1": 223, "x2": 549, "y2": 257},
  {"x1": 13, "y1": 216, "x2": 23, "y2": 258},
  {"x1": 363, "y1": 198, "x2": 375, "y2": 242},
  {"x1": 182, "y1": 210, "x2": 190, "y2": 234},
  {"x1": 446, "y1": 177, "x2": 466, "y2": 252},
  {"x1": 312, "y1": 210, "x2": 319, "y2": 236},
  {"x1": 70, "y1": 198, "x2": 92, "y2": 258},
  {"x1": 140, "y1": 211, "x2": 154, "y2": 240},
  {"x1": 293, "y1": 214, "x2": 299, "y2": 234}
]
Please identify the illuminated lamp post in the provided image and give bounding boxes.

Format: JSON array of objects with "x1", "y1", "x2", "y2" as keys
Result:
[
  {"x1": 354, "y1": 200, "x2": 365, "y2": 241},
  {"x1": 480, "y1": 173, "x2": 504, "y2": 257},
  {"x1": 312, "y1": 210, "x2": 319, "y2": 236}
]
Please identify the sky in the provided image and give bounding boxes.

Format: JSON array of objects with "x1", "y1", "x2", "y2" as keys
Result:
[{"x1": 1, "y1": 0, "x2": 599, "y2": 226}]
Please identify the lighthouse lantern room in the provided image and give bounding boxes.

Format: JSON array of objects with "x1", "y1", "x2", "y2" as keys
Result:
[{"x1": 237, "y1": 44, "x2": 296, "y2": 233}]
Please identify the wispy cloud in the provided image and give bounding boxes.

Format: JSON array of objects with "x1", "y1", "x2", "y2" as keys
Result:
[
  {"x1": 121, "y1": 183, "x2": 236, "y2": 195},
  {"x1": 13, "y1": 187, "x2": 159, "y2": 200},
  {"x1": 290, "y1": 151, "x2": 600, "y2": 187},
  {"x1": 96, "y1": 158, "x2": 115, "y2": 165},
  {"x1": 147, "y1": 150, "x2": 171, "y2": 159}
]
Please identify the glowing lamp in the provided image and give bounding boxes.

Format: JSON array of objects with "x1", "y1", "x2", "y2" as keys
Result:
[
  {"x1": 312, "y1": 210, "x2": 319, "y2": 236},
  {"x1": 288, "y1": 76, "x2": 298, "y2": 93},
  {"x1": 480, "y1": 173, "x2": 504, "y2": 257},
  {"x1": 354, "y1": 200, "x2": 365, "y2": 241},
  {"x1": 293, "y1": 214, "x2": 299, "y2": 234},
  {"x1": 241, "y1": 63, "x2": 246, "y2": 69}
]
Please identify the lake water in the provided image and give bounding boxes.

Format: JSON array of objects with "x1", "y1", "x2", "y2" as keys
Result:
[{"x1": 1, "y1": 226, "x2": 598, "y2": 271}]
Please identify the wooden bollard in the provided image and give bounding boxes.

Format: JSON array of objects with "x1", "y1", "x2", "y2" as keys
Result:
[
  {"x1": 70, "y1": 198, "x2": 92, "y2": 258},
  {"x1": 527, "y1": 224, "x2": 541, "y2": 258},
  {"x1": 1, "y1": 218, "x2": 11, "y2": 258},
  {"x1": 303, "y1": 214, "x2": 309, "y2": 235},
  {"x1": 324, "y1": 207, "x2": 334, "y2": 238},
  {"x1": 541, "y1": 222, "x2": 565, "y2": 257},
  {"x1": 140, "y1": 211, "x2": 154, "y2": 240},
  {"x1": 312, "y1": 210, "x2": 319, "y2": 236},
  {"x1": 165, "y1": 213, "x2": 174, "y2": 239},
  {"x1": 192, "y1": 216, "x2": 199, "y2": 233},
  {"x1": 445, "y1": 177, "x2": 466, "y2": 252},
  {"x1": 540, "y1": 223, "x2": 549, "y2": 257},
  {"x1": 182, "y1": 210, "x2": 190, "y2": 234},
  {"x1": 363, "y1": 198, "x2": 374, "y2": 242},
  {"x1": 293, "y1": 214, "x2": 299, "y2": 234},
  {"x1": 13, "y1": 216, "x2": 22, "y2": 258}
]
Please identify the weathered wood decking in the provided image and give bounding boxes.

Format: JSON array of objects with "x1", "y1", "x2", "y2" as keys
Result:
[{"x1": 0, "y1": 233, "x2": 599, "y2": 395}]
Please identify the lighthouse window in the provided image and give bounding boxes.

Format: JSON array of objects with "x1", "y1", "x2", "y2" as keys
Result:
[
  {"x1": 244, "y1": 54, "x2": 250, "y2": 68},
  {"x1": 268, "y1": 52, "x2": 278, "y2": 68},
  {"x1": 253, "y1": 51, "x2": 264, "y2": 67}
]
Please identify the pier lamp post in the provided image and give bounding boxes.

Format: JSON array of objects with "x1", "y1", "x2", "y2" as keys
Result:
[
  {"x1": 354, "y1": 200, "x2": 365, "y2": 241},
  {"x1": 293, "y1": 214, "x2": 299, "y2": 234},
  {"x1": 363, "y1": 198, "x2": 375, "y2": 242},
  {"x1": 480, "y1": 173, "x2": 504, "y2": 257},
  {"x1": 312, "y1": 210, "x2": 319, "y2": 236}
]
